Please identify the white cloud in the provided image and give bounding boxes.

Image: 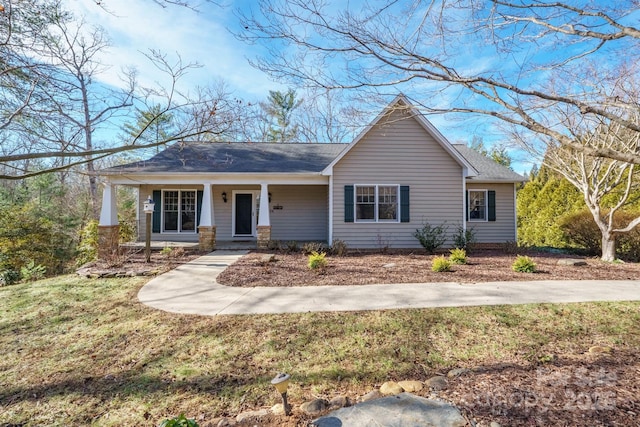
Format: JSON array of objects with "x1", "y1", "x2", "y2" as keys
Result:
[{"x1": 61, "y1": 0, "x2": 276, "y2": 99}]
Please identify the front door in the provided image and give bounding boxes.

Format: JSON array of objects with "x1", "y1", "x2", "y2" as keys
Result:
[{"x1": 234, "y1": 193, "x2": 253, "y2": 236}]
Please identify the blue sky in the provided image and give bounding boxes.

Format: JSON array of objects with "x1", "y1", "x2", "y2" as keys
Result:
[{"x1": 62, "y1": 0, "x2": 630, "y2": 175}]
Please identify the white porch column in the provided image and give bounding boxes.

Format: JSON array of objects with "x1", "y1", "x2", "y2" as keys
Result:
[
  {"x1": 99, "y1": 182, "x2": 118, "y2": 226},
  {"x1": 98, "y1": 182, "x2": 120, "y2": 260},
  {"x1": 198, "y1": 183, "x2": 216, "y2": 251},
  {"x1": 199, "y1": 183, "x2": 215, "y2": 227},
  {"x1": 258, "y1": 183, "x2": 270, "y2": 226}
]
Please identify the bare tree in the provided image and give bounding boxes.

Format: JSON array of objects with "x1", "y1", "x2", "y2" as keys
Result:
[
  {"x1": 236, "y1": 0, "x2": 640, "y2": 162},
  {"x1": 541, "y1": 109, "x2": 640, "y2": 261}
]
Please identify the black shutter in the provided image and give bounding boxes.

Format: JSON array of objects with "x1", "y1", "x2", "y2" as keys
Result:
[
  {"x1": 400, "y1": 186, "x2": 410, "y2": 222},
  {"x1": 488, "y1": 190, "x2": 496, "y2": 222},
  {"x1": 465, "y1": 190, "x2": 469, "y2": 221},
  {"x1": 196, "y1": 190, "x2": 203, "y2": 227},
  {"x1": 344, "y1": 185, "x2": 354, "y2": 222},
  {"x1": 152, "y1": 190, "x2": 161, "y2": 233}
]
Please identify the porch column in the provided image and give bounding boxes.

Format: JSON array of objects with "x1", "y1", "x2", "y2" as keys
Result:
[
  {"x1": 98, "y1": 182, "x2": 120, "y2": 260},
  {"x1": 257, "y1": 183, "x2": 271, "y2": 249},
  {"x1": 198, "y1": 183, "x2": 216, "y2": 251}
]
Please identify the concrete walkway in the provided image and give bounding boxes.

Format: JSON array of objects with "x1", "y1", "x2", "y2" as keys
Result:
[{"x1": 138, "y1": 251, "x2": 640, "y2": 316}]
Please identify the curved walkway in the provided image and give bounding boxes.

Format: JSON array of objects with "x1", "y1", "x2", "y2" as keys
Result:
[{"x1": 138, "y1": 251, "x2": 640, "y2": 315}]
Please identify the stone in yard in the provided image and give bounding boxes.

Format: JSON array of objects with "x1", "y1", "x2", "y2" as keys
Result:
[
  {"x1": 271, "y1": 403, "x2": 285, "y2": 415},
  {"x1": 259, "y1": 254, "x2": 276, "y2": 264},
  {"x1": 380, "y1": 381, "x2": 404, "y2": 395},
  {"x1": 360, "y1": 390, "x2": 383, "y2": 402},
  {"x1": 382, "y1": 263, "x2": 396, "y2": 268},
  {"x1": 398, "y1": 380, "x2": 423, "y2": 392},
  {"x1": 425, "y1": 375, "x2": 448, "y2": 390},
  {"x1": 447, "y1": 368, "x2": 471, "y2": 378},
  {"x1": 301, "y1": 398, "x2": 330, "y2": 415},
  {"x1": 312, "y1": 393, "x2": 467, "y2": 427},
  {"x1": 329, "y1": 395, "x2": 351, "y2": 408},
  {"x1": 557, "y1": 258, "x2": 587, "y2": 266},
  {"x1": 588, "y1": 345, "x2": 613, "y2": 354}
]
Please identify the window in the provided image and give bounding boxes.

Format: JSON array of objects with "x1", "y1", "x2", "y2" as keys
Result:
[
  {"x1": 163, "y1": 190, "x2": 197, "y2": 232},
  {"x1": 468, "y1": 190, "x2": 487, "y2": 221},
  {"x1": 355, "y1": 185, "x2": 399, "y2": 222}
]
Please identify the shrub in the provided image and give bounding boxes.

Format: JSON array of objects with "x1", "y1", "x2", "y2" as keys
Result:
[
  {"x1": 267, "y1": 240, "x2": 281, "y2": 251},
  {"x1": 557, "y1": 210, "x2": 600, "y2": 255},
  {"x1": 283, "y1": 240, "x2": 299, "y2": 254},
  {"x1": 20, "y1": 260, "x2": 47, "y2": 282},
  {"x1": 0, "y1": 269, "x2": 21, "y2": 286},
  {"x1": 512, "y1": 255, "x2": 536, "y2": 273},
  {"x1": 431, "y1": 255, "x2": 452, "y2": 272},
  {"x1": 159, "y1": 413, "x2": 199, "y2": 427},
  {"x1": 449, "y1": 248, "x2": 467, "y2": 265},
  {"x1": 502, "y1": 240, "x2": 520, "y2": 254},
  {"x1": 76, "y1": 220, "x2": 99, "y2": 266},
  {"x1": 414, "y1": 222, "x2": 448, "y2": 253},
  {"x1": 302, "y1": 241, "x2": 328, "y2": 255},
  {"x1": 308, "y1": 251, "x2": 328, "y2": 270},
  {"x1": 453, "y1": 226, "x2": 476, "y2": 251},
  {"x1": 330, "y1": 239, "x2": 348, "y2": 256}
]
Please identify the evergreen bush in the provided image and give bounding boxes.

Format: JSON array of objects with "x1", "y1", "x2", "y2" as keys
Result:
[
  {"x1": 449, "y1": 248, "x2": 467, "y2": 265},
  {"x1": 414, "y1": 222, "x2": 448, "y2": 253},
  {"x1": 431, "y1": 255, "x2": 452, "y2": 272},
  {"x1": 512, "y1": 255, "x2": 536, "y2": 273}
]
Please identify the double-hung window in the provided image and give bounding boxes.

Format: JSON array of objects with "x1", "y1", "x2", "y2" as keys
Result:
[
  {"x1": 468, "y1": 190, "x2": 487, "y2": 221},
  {"x1": 355, "y1": 185, "x2": 399, "y2": 222},
  {"x1": 162, "y1": 190, "x2": 197, "y2": 232}
]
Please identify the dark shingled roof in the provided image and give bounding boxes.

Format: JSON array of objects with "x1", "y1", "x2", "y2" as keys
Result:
[
  {"x1": 453, "y1": 144, "x2": 526, "y2": 182},
  {"x1": 103, "y1": 142, "x2": 349, "y2": 174}
]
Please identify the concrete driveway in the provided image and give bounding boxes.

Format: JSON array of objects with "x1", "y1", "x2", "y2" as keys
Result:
[{"x1": 138, "y1": 251, "x2": 640, "y2": 316}]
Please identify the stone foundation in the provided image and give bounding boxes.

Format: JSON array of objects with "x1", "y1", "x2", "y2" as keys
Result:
[
  {"x1": 256, "y1": 225, "x2": 271, "y2": 249},
  {"x1": 198, "y1": 225, "x2": 217, "y2": 251},
  {"x1": 98, "y1": 225, "x2": 120, "y2": 260}
]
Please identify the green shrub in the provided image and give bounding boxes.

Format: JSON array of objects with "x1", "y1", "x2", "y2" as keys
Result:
[
  {"x1": 0, "y1": 269, "x2": 21, "y2": 286},
  {"x1": 20, "y1": 260, "x2": 47, "y2": 282},
  {"x1": 284, "y1": 240, "x2": 299, "y2": 253},
  {"x1": 267, "y1": 240, "x2": 282, "y2": 251},
  {"x1": 557, "y1": 210, "x2": 600, "y2": 255},
  {"x1": 302, "y1": 241, "x2": 329, "y2": 255},
  {"x1": 76, "y1": 220, "x2": 99, "y2": 266},
  {"x1": 431, "y1": 255, "x2": 452, "y2": 272},
  {"x1": 308, "y1": 251, "x2": 328, "y2": 270},
  {"x1": 449, "y1": 248, "x2": 467, "y2": 265},
  {"x1": 330, "y1": 239, "x2": 348, "y2": 256},
  {"x1": 453, "y1": 226, "x2": 476, "y2": 251},
  {"x1": 512, "y1": 255, "x2": 536, "y2": 273},
  {"x1": 159, "y1": 413, "x2": 199, "y2": 427},
  {"x1": 414, "y1": 222, "x2": 448, "y2": 253}
]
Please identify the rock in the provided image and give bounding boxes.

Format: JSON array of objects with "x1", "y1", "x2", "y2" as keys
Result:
[
  {"x1": 425, "y1": 375, "x2": 448, "y2": 390},
  {"x1": 215, "y1": 417, "x2": 236, "y2": 426},
  {"x1": 398, "y1": 380, "x2": 423, "y2": 392},
  {"x1": 447, "y1": 368, "x2": 471, "y2": 378},
  {"x1": 490, "y1": 422, "x2": 502, "y2": 427},
  {"x1": 588, "y1": 345, "x2": 613, "y2": 354},
  {"x1": 329, "y1": 395, "x2": 351, "y2": 408},
  {"x1": 557, "y1": 258, "x2": 587, "y2": 266},
  {"x1": 259, "y1": 254, "x2": 276, "y2": 264},
  {"x1": 313, "y1": 393, "x2": 467, "y2": 427},
  {"x1": 382, "y1": 263, "x2": 396, "y2": 268},
  {"x1": 235, "y1": 409, "x2": 269, "y2": 423},
  {"x1": 360, "y1": 390, "x2": 383, "y2": 402},
  {"x1": 271, "y1": 403, "x2": 285, "y2": 415},
  {"x1": 379, "y1": 381, "x2": 404, "y2": 395},
  {"x1": 301, "y1": 398, "x2": 330, "y2": 415}
]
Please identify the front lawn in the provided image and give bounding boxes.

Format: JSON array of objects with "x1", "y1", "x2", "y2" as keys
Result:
[{"x1": 0, "y1": 275, "x2": 638, "y2": 426}]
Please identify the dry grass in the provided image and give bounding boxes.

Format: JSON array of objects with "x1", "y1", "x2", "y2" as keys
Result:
[{"x1": 1, "y1": 260, "x2": 639, "y2": 426}]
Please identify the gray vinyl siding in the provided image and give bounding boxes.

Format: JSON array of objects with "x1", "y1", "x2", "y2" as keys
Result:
[
  {"x1": 332, "y1": 108, "x2": 465, "y2": 249},
  {"x1": 466, "y1": 183, "x2": 517, "y2": 243},
  {"x1": 269, "y1": 185, "x2": 328, "y2": 242}
]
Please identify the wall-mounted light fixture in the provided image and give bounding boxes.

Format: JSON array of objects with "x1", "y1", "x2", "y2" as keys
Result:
[{"x1": 222, "y1": 192, "x2": 227, "y2": 203}]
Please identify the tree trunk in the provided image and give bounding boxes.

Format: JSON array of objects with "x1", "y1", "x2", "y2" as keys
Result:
[{"x1": 601, "y1": 233, "x2": 616, "y2": 262}]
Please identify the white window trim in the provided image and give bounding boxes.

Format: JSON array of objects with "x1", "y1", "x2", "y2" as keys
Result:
[
  {"x1": 468, "y1": 189, "x2": 488, "y2": 222},
  {"x1": 354, "y1": 184, "x2": 400, "y2": 223},
  {"x1": 161, "y1": 189, "x2": 198, "y2": 234}
]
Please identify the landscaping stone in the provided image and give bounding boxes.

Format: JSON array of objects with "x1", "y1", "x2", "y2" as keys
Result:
[
  {"x1": 426, "y1": 375, "x2": 448, "y2": 390},
  {"x1": 301, "y1": 398, "x2": 330, "y2": 415},
  {"x1": 382, "y1": 263, "x2": 396, "y2": 268},
  {"x1": 214, "y1": 417, "x2": 235, "y2": 426},
  {"x1": 329, "y1": 395, "x2": 351, "y2": 408},
  {"x1": 490, "y1": 422, "x2": 503, "y2": 427},
  {"x1": 259, "y1": 254, "x2": 276, "y2": 264},
  {"x1": 360, "y1": 390, "x2": 383, "y2": 402},
  {"x1": 557, "y1": 258, "x2": 587, "y2": 266},
  {"x1": 235, "y1": 409, "x2": 269, "y2": 423},
  {"x1": 312, "y1": 393, "x2": 467, "y2": 427},
  {"x1": 380, "y1": 381, "x2": 404, "y2": 395},
  {"x1": 398, "y1": 380, "x2": 423, "y2": 392}
]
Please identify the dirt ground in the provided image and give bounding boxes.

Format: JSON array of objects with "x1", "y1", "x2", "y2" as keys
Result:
[{"x1": 216, "y1": 249, "x2": 640, "y2": 287}]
